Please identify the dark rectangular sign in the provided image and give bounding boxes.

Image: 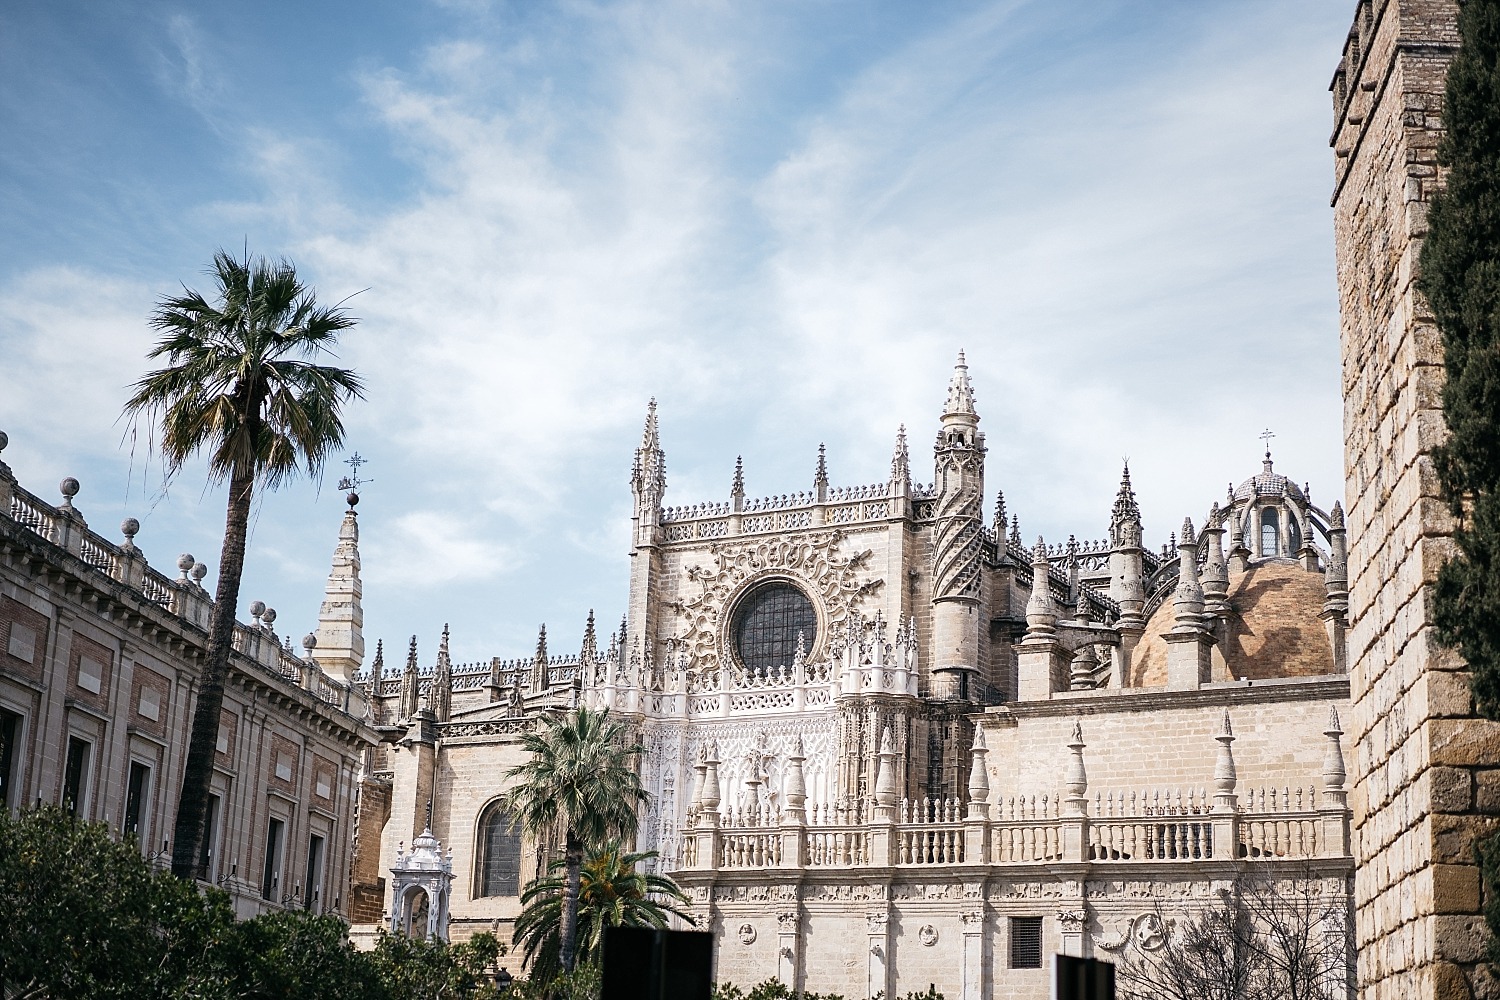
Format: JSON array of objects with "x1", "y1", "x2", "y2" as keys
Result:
[
  {"x1": 602, "y1": 927, "x2": 714, "y2": 1000},
  {"x1": 1053, "y1": 954, "x2": 1116, "y2": 1000}
]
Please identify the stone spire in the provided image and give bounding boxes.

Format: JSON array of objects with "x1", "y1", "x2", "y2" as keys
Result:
[
  {"x1": 530, "y1": 625, "x2": 550, "y2": 694},
  {"x1": 1025, "y1": 538, "x2": 1057, "y2": 637},
  {"x1": 1172, "y1": 518, "x2": 1205, "y2": 629},
  {"x1": 942, "y1": 349, "x2": 978, "y2": 421},
  {"x1": 993, "y1": 490, "x2": 1006, "y2": 532},
  {"x1": 580, "y1": 610, "x2": 598, "y2": 669},
  {"x1": 890, "y1": 425, "x2": 911, "y2": 493},
  {"x1": 400, "y1": 636, "x2": 420, "y2": 720},
  {"x1": 1009, "y1": 513, "x2": 1021, "y2": 548},
  {"x1": 1165, "y1": 518, "x2": 1214, "y2": 689},
  {"x1": 1109, "y1": 462, "x2": 1142, "y2": 547},
  {"x1": 372, "y1": 639, "x2": 385, "y2": 682},
  {"x1": 731, "y1": 456, "x2": 745, "y2": 512},
  {"x1": 312, "y1": 493, "x2": 365, "y2": 685},
  {"x1": 814, "y1": 443, "x2": 829, "y2": 502},
  {"x1": 632, "y1": 399, "x2": 666, "y2": 501},
  {"x1": 1213, "y1": 711, "x2": 1238, "y2": 812},
  {"x1": 429, "y1": 624, "x2": 453, "y2": 723},
  {"x1": 1201, "y1": 502, "x2": 1231, "y2": 616}
]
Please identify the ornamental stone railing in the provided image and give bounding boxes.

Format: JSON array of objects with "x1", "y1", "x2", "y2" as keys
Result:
[{"x1": 0, "y1": 438, "x2": 353, "y2": 712}]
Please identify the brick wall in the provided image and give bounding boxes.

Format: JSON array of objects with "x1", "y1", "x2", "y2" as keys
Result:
[{"x1": 1328, "y1": 2, "x2": 1488, "y2": 998}]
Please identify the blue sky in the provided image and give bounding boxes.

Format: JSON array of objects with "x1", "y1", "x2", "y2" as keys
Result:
[{"x1": 0, "y1": 0, "x2": 1354, "y2": 667}]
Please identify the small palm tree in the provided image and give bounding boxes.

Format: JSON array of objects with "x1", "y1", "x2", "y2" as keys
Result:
[
  {"x1": 122, "y1": 250, "x2": 364, "y2": 879},
  {"x1": 513, "y1": 841, "x2": 693, "y2": 983},
  {"x1": 502, "y1": 707, "x2": 648, "y2": 974}
]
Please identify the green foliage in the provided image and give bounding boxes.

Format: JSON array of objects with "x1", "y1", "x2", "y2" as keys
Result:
[
  {"x1": 502, "y1": 707, "x2": 649, "y2": 973},
  {"x1": 123, "y1": 249, "x2": 366, "y2": 488},
  {"x1": 1417, "y1": 0, "x2": 1500, "y2": 716},
  {"x1": 0, "y1": 804, "x2": 236, "y2": 1000},
  {"x1": 711, "y1": 982, "x2": 943, "y2": 1000},
  {"x1": 513, "y1": 841, "x2": 693, "y2": 984},
  {"x1": 0, "y1": 806, "x2": 509, "y2": 1000}
]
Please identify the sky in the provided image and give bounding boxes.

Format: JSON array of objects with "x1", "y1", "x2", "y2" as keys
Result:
[{"x1": 0, "y1": 0, "x2": 1355, "y2": 668}]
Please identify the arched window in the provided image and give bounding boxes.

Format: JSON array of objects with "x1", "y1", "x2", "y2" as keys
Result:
[
  {"x1": 476, "y1": 804, "x2": 521, "y2": 897},
  {"x1": 1260, "y1": 508, "x2": 1279, "y2": 557},
  {"x1": 1287, "y1": 515, "x2": 1302, "y2": 554}
]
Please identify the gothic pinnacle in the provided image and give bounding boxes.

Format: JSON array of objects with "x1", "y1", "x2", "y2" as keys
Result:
[
  {"x1": 405, "y1": 635, "x2": 418, "y2": 673},
  {"x1": 372, "y1": 638, "x2": 385, "y2": 679},
  {"x1": 731, "y1": 456, "x2": 744, "y2": 499},
  {"x1": 890, "y1": 425, "x2": 911, "y2": 484},
  {"x1": 942, "y1": 349, "x2": 978, "y2": 419},
  {"x1": 994, "y1": 489, "x2": 1006, "y2": 530},
  {"x1": 814, "y1": 443, "x2": 829, "y2": 497}
]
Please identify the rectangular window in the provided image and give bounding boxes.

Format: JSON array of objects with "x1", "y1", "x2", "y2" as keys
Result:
[
  {"x1": 62, "y1": 736, "x2": 91, "y2": 816},
  {"x1": 123, "y1": 761, "x2": 151, "y2": 838},
  {"x1": 305, "y1": 834, "x2": 325, "y2": 909},
  {"x1": 262, "y1": 817, "x2": 285, "y2": 901},
  {"x1": 199, "y1": 794, "x2": 221, "y2": 880},
  {"x1": 0, "y1": 708, "x2": 20, "y2": 809},
  {"x1": 1010, "y1": 916, "x2": 1043, "y2": 969}
]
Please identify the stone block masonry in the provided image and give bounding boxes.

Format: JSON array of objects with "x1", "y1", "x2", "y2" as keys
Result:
[{"x1": 1329, "y1": 2, "x2": 1480, "y2": 997}]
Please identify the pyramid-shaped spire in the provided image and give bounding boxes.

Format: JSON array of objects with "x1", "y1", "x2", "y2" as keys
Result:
[
  {"x1": 1112, "y1": 462, "x2": 1140, "y2": 524},
  {"x1": 631, "y1": 399, "x2": 666, "y2": 499},
  {"x1": 581, "y1": 609, "x2": 598, "y2": 664},
  {"x1": 530, "y1": 624, "x2": 550, "y2": 693},
  {"x1": 993, "y1": 489, "x2": 1006, "y2": 530},
  {"x1": 814, "y1": 443, "x2": 829, "y2": 500},
  {"x1": 890, "y1": 425, "x2": 911, "y2": 486},
  {"x1": 942, "y1": 350, "x2": 978, "y2": 419},
  {"x1": 371, "y1": 639, "x2": 385, "y2": 680},
  {"x1": 731, "y1": 456, "x2": 745, "y2": 504}
]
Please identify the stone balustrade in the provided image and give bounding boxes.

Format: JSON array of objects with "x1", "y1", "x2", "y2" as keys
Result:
[{"x1": 0, "y1": 446, "x2": 352, "y2": 711}]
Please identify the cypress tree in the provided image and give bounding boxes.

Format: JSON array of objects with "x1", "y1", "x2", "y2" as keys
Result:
[{"x1": 1417, "y1": 0, "x2": 1500, "y2": 719}]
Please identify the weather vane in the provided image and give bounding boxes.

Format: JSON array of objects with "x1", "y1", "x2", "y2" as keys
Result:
[{"x1": 338, "y1": 452, "x2": 371, "y2": 493}]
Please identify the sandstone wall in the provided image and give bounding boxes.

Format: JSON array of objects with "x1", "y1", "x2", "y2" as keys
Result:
[{"x1": 1328, "y1": 2, "x2": 1482, "y2": 997}]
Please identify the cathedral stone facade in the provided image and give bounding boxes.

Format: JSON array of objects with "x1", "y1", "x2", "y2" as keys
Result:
[{"x1": 356, "y1": 357, "x2": 1358, "y2": 998}]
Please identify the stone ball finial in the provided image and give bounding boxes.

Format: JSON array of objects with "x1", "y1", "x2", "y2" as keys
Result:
[
  {"x1": 262, "y1": 607, "x2": 277, "y2": 625},
  {"x1": 59, "y1": 477, "x2": 80, "y2": 499},
  {"x1": 177, "y1": 553, "x2": 196, "y2": 572},
  {"x1": 302, "y1": 633, "x2": 318, "y2": 652},
  {"x1": 121, "y1": 517, "x2": 140, "y2": 540},
  {"x1": 0, "y1": 429, "x2": 8, "y2": 453},
  {"x1": 250, "y1": 600, "x2": 267, "y2": 618},
  {"x1": 347, "y1": 491, "x2": 359, "y2": 508},
  {"x1": 191, "y1": 562, "x2": 207, "y2": 583}
]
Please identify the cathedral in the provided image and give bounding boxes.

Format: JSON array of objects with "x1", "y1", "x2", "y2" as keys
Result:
[{"x1": 351, "y1": 353, "x2": 1355, "y2": 999}]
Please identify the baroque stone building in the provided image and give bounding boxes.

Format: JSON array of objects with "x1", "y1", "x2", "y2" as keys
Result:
[
  {"x1": 0, "y1": 430, "x2": 375, "y2": 920},
  {"x1": 357, "y1": 357, "x2": 1358, "y2": 998}
]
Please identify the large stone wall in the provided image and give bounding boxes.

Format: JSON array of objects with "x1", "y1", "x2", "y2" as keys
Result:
[{"x1": 1328, "y1": 2, "x2": 1483, "y2": 997}]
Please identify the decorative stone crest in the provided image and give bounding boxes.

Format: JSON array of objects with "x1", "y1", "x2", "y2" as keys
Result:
[
  {"x1": 738, "y1": 923, "x2": 757, "y2": 945},
  {"x1": 918, "y1": 924, "x2": 939, "y2": 947},
  {"x1": 777, "y1": 911, "x2": 798, "y2": 931},
  {"x1": 673, "y1": 530, "x2": 882, "y2": 678}
]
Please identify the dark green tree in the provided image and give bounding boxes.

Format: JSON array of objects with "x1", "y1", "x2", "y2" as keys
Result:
[
  {"x1": 1417, "y1": 0, "x2": 1500, "y2": 714},
  {"x1": 121, "y1": 250, "x2": 364, "y2": 879},
  {"x1": 513, "y1": 841, "x2": 692, "y2": 983},
  {"x1": 0, "y1": 805, "x2": 235, "y2": 1000},
  {"x1": 501, "y1": 707, "x2": 648, "y2": 975}
]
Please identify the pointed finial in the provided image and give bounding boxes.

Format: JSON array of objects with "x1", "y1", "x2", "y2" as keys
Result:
[
  {"x1": 373, "y1": 639, "x2": 385, "y2": 678},
  {"x1": 1325, "y1": 704, "x2": 1342, "y2": 736},
  {"x1": 581, "y1": 610, "x2": 598, "y2": 662},
  {"x1": 440, "y1": 623, "x2": 450, "y2": 655},
  {"x1": 814, "y1": 443, "x2": 829, "y2": 497},
  {"x1": 1330, "y1": 500, "x2": 1345, "y2": 529},
  {"x1": 1179, "y1": 518, "x2": 1196, "y2": 547},
  {"x1": 405, "y1": 635, "x2": 418, "y2": 672},
  {"x1": 1221, "y1": 709, "x2": 1233, "y2": 738},
  {"x1": 943, "y1": 349, "x2": 978, "y2": 418},
  {"x1": 535, "y1": 624, "x2": 548, "y2": 663},
  {"x1": 1032, "y1": 536, "x2": 1049, "y2": 565},
  {"x1": 994, "y1": 489, "x2": 1006, "y2": 529},
  {"x1": 1009, "y1": 513, "x2": 1021, "y2": 547},
  {"x1": 891, "y1": 425, "x2": 911, "y2": 484},
  {"x1": 731, "y1": 456, "x2": 745, "y2": 500}
]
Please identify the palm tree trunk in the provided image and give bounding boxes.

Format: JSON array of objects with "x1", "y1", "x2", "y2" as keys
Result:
[
  {"x1": 559, "y1": 829, "x2": 584, "y2": 973},
  {"x1": 170, "y1": 470, "x2": 253, "y2": 879}
]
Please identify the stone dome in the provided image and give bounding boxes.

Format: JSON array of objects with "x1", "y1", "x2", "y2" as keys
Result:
[
  {"x1": 1128, "y1": 559, "x2": 1335, "y2": 687},
  {"x1": 1233, "y1": 453, "x2": 1305, "y2": 503}
]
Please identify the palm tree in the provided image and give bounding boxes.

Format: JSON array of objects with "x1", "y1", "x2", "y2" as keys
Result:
[
  {"x1": 502, "y1": 707, "x2": 648, "y2": 974},
  {"x1": 122, "y1": 250, "x2": 364, "y2": 880},
  {"x1": 512, "y1": 840, "x2": 693, "y2": 983}
]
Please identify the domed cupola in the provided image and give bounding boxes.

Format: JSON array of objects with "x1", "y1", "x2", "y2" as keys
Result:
[{"x1": 1233, "y1": 449, "x2": 1306, "y2": 504}]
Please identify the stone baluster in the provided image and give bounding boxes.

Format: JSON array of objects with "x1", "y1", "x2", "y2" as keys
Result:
[
  {"x1": 1320, "y1": 706, "x2": 1351, "y2": 857},
  {"x1": 781, "y1": 736, "x2": 808, "y2": 867},
  {"x1": 1061, "y1": 720, "x2": 1089, "y2": 863},
  {"x1": 964, "y1": 725, "x2": 991, "y2": 862},
  {"x1": 1211, "y1": 710, "x2": 1239, "y2": 859},
  {"x1": 693, "y1": 742, "x2": 722, "y2": 871},
  {"x1": 1018, "y1": 538, "x2": 1067, "y2": 699}
]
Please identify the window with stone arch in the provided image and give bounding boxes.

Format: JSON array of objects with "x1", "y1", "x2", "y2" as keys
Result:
[
  {"x1": 475, "y1": 802, "x2": 522, "y2": 897},
  {"x1": 731, "y1": 581, "x2": 817, "y2": 675},
  {"x1": 1260, "y1": 507, "x2": 1279, "y2": 557}
]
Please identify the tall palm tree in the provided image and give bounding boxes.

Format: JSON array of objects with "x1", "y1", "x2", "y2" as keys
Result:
[
  {"x1": 513, "y1": 840, "x2": 693, "y2": 984},
  {"x1": 122, "y1": 250, "x2": 364, "y2": 880},
  {"x1": 502, "y1": 707, "x2": 648, "y2": 973}
]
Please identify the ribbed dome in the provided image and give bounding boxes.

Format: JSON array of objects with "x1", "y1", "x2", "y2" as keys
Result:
[
  {"x1": 1128, "y1": 560, "x2": 1335, "y2": 687},
  {"x1": 1233, "y1": 453, "x2": 1305, "y2": 503}
]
